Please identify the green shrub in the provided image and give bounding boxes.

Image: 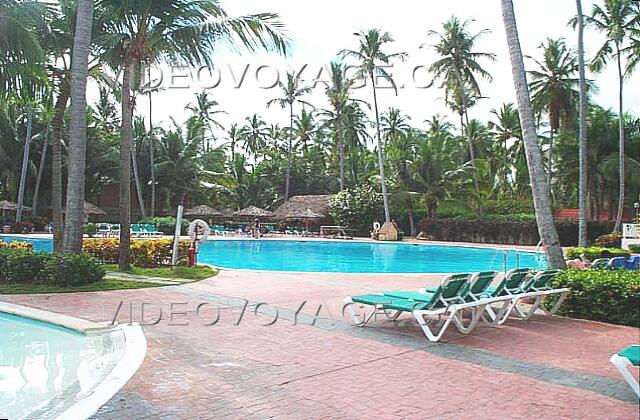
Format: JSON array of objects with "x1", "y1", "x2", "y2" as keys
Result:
[
  {"x1": 629, "y1": 244, "x2": 640, "y2": 253},
  {"x1": 551, "y1": 269, "x2": 640, "y2": 327},
  {"x1": 45, "y1": 253, "x2": 106, "y2": 287},
  {"x1": 328, "y1": 184, "x2": 383, "y2": 236},
  {"x1": 83, "y1": 223, "x2": 97, "y2": 238},
  {"x1": 595, "y1": 232, "x2": 622, "y2": 248},
  {"x1": 565, "y1": 246, "x2": 630, "y2": 260},
  {"x1": 0, "y1": 248, "x2": 105, "y2": 286},
  {"x1": 0, "y1": 249, "x2": 49, "y2": 284},
  {"x1": 139, "y1": 216, "x2": 189, "y2": 235}
]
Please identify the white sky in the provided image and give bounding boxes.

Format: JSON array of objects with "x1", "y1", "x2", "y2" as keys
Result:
[{"x1": 118, "y1": 0, "x2": 640, "y2": 137}]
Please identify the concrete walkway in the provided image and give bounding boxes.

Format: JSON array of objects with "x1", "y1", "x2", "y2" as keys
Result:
[{"x1": 2, "y1": 269, "x2": 638, "y2": 419}]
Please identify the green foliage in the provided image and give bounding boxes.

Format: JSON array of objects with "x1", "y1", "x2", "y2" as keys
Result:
[
  {"x1": 83, "y1": 223, "x2": 97, "y2": 237},
  {"x1": 0, "y1": 248, "x2": 48, "y2": 284},
  {"x1": 565, "y1": 247, "x2": 631, "y2": 260},
  {"x1": 140, "y1": 217, "x2": 189, "y2": 235},
  {"x1": 552, "y1": 269, "x2": 640, "y2": 327},
  {"x1": 629, "y1": 244, "x2": 640, "y2": 253},
  {"x1": 328, "y1": 185, "x2": 383, "y2": 235},
  {"x1": 45, "y1": 253, "x2": 106, "y2": 287},
  {"x1": 594, "y1": 232, "x2": 622, "y2": 248},
  {"x1": 0, "y1": 248, "x2": 105, "y2": 286}
]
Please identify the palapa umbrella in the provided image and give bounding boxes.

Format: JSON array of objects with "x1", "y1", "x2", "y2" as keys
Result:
[
  {"x1": 232, "y1": 205, "x2": 273, "y2": 218},
  {"x1": 184, "y1": 205, "x2": 223, "y2": 218},
  {"x1": 82, "y1": 202, "x2": 107, "y2": 215}
]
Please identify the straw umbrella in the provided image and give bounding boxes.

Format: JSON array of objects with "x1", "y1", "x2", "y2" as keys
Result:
[
  {"x1": 184, "y1": 205, "x2": 223, "y2": 218},
  {"x1": 233, "y1": 205, "x2": 273, "y2": 219}
]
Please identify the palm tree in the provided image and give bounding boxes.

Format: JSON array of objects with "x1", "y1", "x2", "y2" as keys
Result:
[
  {"x1": 267, "y1": 69, "x2": 312, "y2": 200},
  {"x1": 62, "y1": 0, "x2": 94, "y2": 253},
  {"x1": 575, "y1": 0, "x2": 589, "y2": 246},
  {"x1": 339, "y1": 29, "x2": 407, "y2": 223},
  {"x1": 97, "y1": 0, "x2": 288, "y2": 270},
  {"x1": 322, "y1": 62, "x2": 360, "y2": 190},
  {"x1": 239, "y1": 115, "x2": 269, "y2": 162},
  {"x1": 426, "y1": 16, "x2": 496, "y2": 213},
  {"x1": 579, "y1": 0, "x2": 639, "y2": 232},
  {"x1": 185, "y1": 91, "x2": 227, "y2": 150},
  {"x1": 489, "y1": 103, "x2": 522, "y2": 194},
  {"x1": 500, "y1": 0, "x2": 566, "y2": 269},
  {"x1": 528, "y1": 38, "x2": 581, "y2": 182},
  {"x1": 225, "y1": 123, "x2": 240, "y2": 176}
]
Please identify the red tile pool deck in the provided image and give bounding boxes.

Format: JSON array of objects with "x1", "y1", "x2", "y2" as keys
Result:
[{"x1": 2, "y1": 269, "x2": 638, "y2": 419}]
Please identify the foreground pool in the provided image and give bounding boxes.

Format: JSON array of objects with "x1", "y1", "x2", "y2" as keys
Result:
[
  {"x1": 0, "y1": 311, "x2": 143, "y2": 420},
  {"x1": 198, "y1": 239, "x2": 546, "y2": 273}
]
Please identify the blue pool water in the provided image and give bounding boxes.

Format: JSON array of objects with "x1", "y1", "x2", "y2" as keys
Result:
[
  {"x1": 0, "y1": 235, "x2": 547, "y2": 273},
  {"x1": 197, "y1": 239, "x2": 547, "y2": 273},
  {"x1": 0, "y1": 235, "x2": 53, "y2": 252},
  {"x1": 0, "y1": 312, "x2": 125, "y2": 419}
]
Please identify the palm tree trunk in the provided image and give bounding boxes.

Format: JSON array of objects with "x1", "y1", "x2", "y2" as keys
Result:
[
  {"x1": 51, "y1": 81, "x2": 70, "y2": 252},
  {"x1": 370, "y1": 70, "x2": 391, "y2": 222},
  {"x1": 501, "y1": 0, "x2": 565, "y2": 269},
  {"x1": 119, "y1": 61, "x2": 134, "y2": 270},
  {"x1": 613, "y1": 43, "x2": 625, "y2": 233},
  {"x1": 32, "y1": 124, "x2": 49, "y2": 217},
  {"x1": 148, "y1": 67, "x2": 156, "y2": 217},
  {"x1": 407, "y1": 197, "x2": 415, "y2": 237},
  {"x1": 16, "y1": 105, "x2": 33, "y2": 224},
  {"x1": 131, "y1": 142, "x2": 146, "y2": 219},
  {"x1": 337, "y1": 115, "x2": 345, "y2": 190},
  {"x1": 452, "y1": 65, "x2": 481, "y2": 213},
  {"x1": 575, "y1": 0, "x2": 588, "y2": 246},
  {"x1": 62, "y1": 0, "x2": 94, "y2": 253},
  {"x1": 285, "y1": 103, "x2": 293, "y2": 200}
]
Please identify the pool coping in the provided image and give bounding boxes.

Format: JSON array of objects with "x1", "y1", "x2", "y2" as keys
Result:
[
  {"x1": 0, "y1": 302, "x2": 147, "y2": 420},
  {"x1": 0, "y1": 301, "x2": 112, "y2": 333}
]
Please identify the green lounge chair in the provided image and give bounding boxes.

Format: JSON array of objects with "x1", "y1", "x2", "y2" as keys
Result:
[
  {"x1": 344, "y1": 274, "x2": 513, "y2": 342},
  {"x1": 610, "y1": 345, "x2": 640, "y2": 398},
  {"x1": 143, "y1": 224, "x2": 163, "y2": 238},
  {"x1": 131, "y1": 224, "x2": 146, "y2": 237},
  {"x1": 506, "y1": 269, "x2": 570, "y2": 320}
]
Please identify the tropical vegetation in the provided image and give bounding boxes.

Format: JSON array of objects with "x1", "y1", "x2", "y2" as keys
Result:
[{"x1": 1, "y1": 0, "x2": 639, "y2": 269}]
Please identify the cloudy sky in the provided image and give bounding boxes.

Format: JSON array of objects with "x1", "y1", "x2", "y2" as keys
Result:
[{"x1": 126, "y1": 0, "x2": 639, "y2": 136}]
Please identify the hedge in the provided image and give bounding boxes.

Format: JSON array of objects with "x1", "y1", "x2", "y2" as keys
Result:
[
  {"x1": 630, "y1": 244, "x2": 640, "y2": 253},
  {"x1": 139, "y1": 217, "x2": 189, "y2": 236},
  {"x1": 83, "y1": 239, "x2": 190, "y2": 267},
  {"x1": 565, "y1": 247, "x2": 631, "y2": 260},
  {"x1": 0, "y1": 247, "x2": 105, "y2": 286},
  {"x1": 551, "y1": 269, "x2": 640, "y2": 327},
  {"x1": 418, "y1": 218, "x2": 616, "y2": 246}
]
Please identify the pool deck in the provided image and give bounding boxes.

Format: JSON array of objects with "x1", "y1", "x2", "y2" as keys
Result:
[{"x1": 2, "y1": 267, "x2": 638, "y2": 419}]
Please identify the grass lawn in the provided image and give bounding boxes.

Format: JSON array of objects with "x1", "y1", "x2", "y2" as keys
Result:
[
  {"x1": 103, "y1": 264, "x2": 217, "y2": 280},
  {"x1": 0, "y1": 279, "x2": 162, "y2": 295}
]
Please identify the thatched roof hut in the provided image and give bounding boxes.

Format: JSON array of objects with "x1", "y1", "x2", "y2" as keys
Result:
[
  {"x1": 59, "y1": 201, "x2": 106, "y2": 215},
  {"x1": 273, "y1": 195, "x2": 334, "y2": 220},
  {"x1": 184, "y1": 205, "x2": 223, "y2": 217},
  {"x1": 233, "y1": 205, "x2": 273, "y2": 218}
]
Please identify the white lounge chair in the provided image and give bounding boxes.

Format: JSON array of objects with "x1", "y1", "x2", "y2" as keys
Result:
[{"x1": 610, "y1": 345, "x2": 640, "y2": 398}]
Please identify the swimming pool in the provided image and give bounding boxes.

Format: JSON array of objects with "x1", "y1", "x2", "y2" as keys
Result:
[
  {"x1": 0, "y1": 312, "x2": 122, "y2": 419},
  {"x1": 197, "y1": 239, "x2": 546, "y2": 273},
  {"x1": 0, "y1": 235, "x2": 546, "y2": 273}
]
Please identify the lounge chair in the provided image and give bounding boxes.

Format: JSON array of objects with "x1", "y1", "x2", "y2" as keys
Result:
[
  {"x1": 503, "y1": 269, "x2": 570, "y2": 320},
  {"x1": 131, "y1": 224, "x2": 146, "y2": 238},
  {"x1": 110, "y1": 224, "x2": 121, "y2": 236},
  {"x1": 96, "y1": 223, "x2": 111, "y2": 238},
  {"x1": 607, "y1": 257, "x2": 627, "y2": 270},
  {"x1": 212, "y1": 225, "x2": 226, "y2": 236},
  {"x1": 610, "y1": 345, "x2": 640, "y2": 398},
  {"x1": 624, "y1": 256, "x2": 640, "y2": 270},
  {"x1": 589, "y1": 258, "x2": 611, "y2": 269},
  {"x1": 344, "y1": 274, "x2": 514, "y2": 342},
  {"x1": 143, "y1": 224, "x2": 163, "y2": 238}
]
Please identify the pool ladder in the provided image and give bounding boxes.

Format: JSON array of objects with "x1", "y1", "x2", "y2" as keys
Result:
[{"x1": 489, "y1": 248, "x2": 522, "y2": 272}]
